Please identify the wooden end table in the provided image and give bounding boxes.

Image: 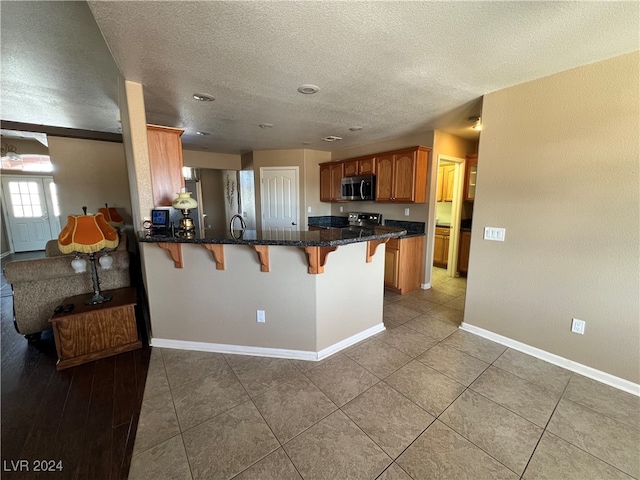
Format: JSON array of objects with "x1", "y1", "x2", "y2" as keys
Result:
[{"x1": 49, "y1": 287, "x2": 141, "y2": 370}]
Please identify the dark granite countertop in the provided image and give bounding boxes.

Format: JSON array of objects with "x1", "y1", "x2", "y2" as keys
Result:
[
  {"x1": 138, "y1": 226, "x2": 406, "y2": 247},
  {"x1": 384, "y1": 219, "x2": 426, "y2": 238},
  {"x1": 307, "y1": 215, "x2": 349, "y2": 228}
]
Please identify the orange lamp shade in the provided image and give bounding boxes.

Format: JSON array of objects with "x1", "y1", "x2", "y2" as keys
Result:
[
  {"x1": 58, "y1": 213, "x2": 119, "y2": 254},
  {"x1": 98, "y1": 206, "x2": 124, "y2": 226}
]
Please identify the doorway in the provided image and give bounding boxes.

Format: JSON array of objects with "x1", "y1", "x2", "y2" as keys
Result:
[
  {"x1": 433, "y1": 156, "x2": 465, "y2": 278},
  {"x1": 260, "y1": 167, "x2": 300, "y2": 235},
  {"x1": 1, "y1": 175, "x2": 61, "y2": 252}
]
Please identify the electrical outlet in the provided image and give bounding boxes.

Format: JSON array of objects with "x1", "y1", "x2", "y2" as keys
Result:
[
  {"x1": 339, "y1": 206, "x2": 344, "y2": 212},
  {"x1": 404, "y1": 208, "x2": 410, "y2": 216},
  {"x1": 571, "y1": 318, "x2": 585, "y2": 335},
  {"x1": 307, "y1": 206, "x2": 312, "y2": 213},
  {"x1": 257, "y1": 310, "x2": 266, "y2": 323}
]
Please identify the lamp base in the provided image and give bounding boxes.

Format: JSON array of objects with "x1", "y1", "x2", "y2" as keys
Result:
[
  {"x1": 179, "y1": 215, "x2": 195, "y2": 232},
  {"x1": 85, "y1": 292, "x2": 113, "y2": 305}
]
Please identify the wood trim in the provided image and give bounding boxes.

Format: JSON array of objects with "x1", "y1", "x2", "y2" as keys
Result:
[
  {"x1": 250, "y1": 245, "x2": 270, "y2": 272},
  {"x1": 366, "y1": 238, "x2": 389, "y2": 263},
  {"x1": 303, "y1": 246, "x2": 338, "y2": 274},
  {"x1": 202, "y1": 244, "x2": 225, "y2": 270},
  {"x1": 157, "y1": 243, "x2": 183, "y2": 268}
]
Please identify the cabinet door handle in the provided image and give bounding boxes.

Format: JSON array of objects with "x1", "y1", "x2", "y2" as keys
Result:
[{"x1": 292, "y1": 222, "x2": 297, "y2": 226}]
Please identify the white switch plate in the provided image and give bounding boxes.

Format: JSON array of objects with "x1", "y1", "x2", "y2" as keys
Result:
[
  {"x1": 307, "y1": 206, "x2": 312, "y2": 213},
  {"x1": 339, "y1": 206, "x2": 344, "y2": 212},
  {"x1": 571, "y1": 318, "x2": 585, "y2": 334},
  {"x1": 404, "y1": 208, "x2": 410, "y2": 216},
  {"x1": 257, "y1": 310, "x2": 266, "y2": 323},
  {"x1": 484, "y1": 227, "x2": 506, "y2": 241}
]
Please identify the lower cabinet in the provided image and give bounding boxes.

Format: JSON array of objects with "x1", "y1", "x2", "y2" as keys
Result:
[
  {"x1": 433, "y1": 227, "x2": 450, "y2": 267},
  {"x1": 384, "y1": 236, "x2": 425, "y2": 294},
  {"x1": 458, "y1": 230, "x2": 471, "y2": 276}
]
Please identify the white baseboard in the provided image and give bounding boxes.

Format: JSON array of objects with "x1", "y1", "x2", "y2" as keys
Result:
[
  {"x1": 421, "y1": 283, "x2": 431, "y2": 290},
  {"x1": 151, "y1": 323, "x2": 385, "y2": 362},
  {"x1": 460, "y1": 322, "x2": 640, "y2": 397}
]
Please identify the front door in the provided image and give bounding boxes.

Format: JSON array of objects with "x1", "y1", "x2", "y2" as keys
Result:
[
  {"x1": 260, "y1": 167, "x2": 299, "y2": 236},
  {"x1": 1, "y1": 175, "x2": 61, "y2": 252}
]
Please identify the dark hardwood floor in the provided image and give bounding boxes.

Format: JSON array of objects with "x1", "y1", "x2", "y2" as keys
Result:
[{"x1": 1, "y1": 256, "x2": 150, "y2": 480}]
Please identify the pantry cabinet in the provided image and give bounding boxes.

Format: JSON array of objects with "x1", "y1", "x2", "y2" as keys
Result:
[
  {"x1": 433, "y1": 226, "x2": 450, "y2": 267},
  {"x1": 384, "y1": 235, "x2": 425, "y2": 294},
  {"x1": 464, "y1": 154, "x2": 478, "y2": 202},
  {"x1": 437, "y1": 164, "x2": 455, "y2": 202},
  {"x1": 375, "y1": 146, "x2": 430, "y2": 203},
  {"x1": 147, "y1": 125, "x2": 185, "y2": 206},
  {"x1": 319, "y1": 161, "x2": 344, "y2": 202},
  {"x1": 458, "y1": 230, "x2": 471, "y2": 276}
]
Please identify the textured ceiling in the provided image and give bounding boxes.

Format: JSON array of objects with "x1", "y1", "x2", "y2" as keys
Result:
[{"x1": 2, "y1": 1, "x2": 639, "y2": 154}]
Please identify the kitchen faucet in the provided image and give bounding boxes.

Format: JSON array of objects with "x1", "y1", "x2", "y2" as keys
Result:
[{"x1": 229, "y1": 214, "x2": 246, "y2": 233}]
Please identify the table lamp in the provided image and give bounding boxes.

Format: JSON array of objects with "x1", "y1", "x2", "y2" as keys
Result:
[
  {"x1": 172, "y1": 190, "x2": 198, "y2": 233},
  {"x1": 58, "y1": 207, "x2": 119, "y2": 304},
  {"x1": 99, "y1": 203, "x2": 124, "y2": 227}
]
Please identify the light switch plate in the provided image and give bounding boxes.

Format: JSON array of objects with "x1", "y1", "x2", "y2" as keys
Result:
[{"x1": 484, "y1": 227, "x2": 506, "y2": 241}]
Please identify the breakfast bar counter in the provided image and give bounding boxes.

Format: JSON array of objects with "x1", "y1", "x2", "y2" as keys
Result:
[{"x1": 138, "y1": 227, "x2": 406, "y2": 361}]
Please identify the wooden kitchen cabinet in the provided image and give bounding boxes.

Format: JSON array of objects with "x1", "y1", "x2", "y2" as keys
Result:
[
  {"x1": 147, "y1": 125, "x2": 185, "y2": 207},
  {"x1": 436, "y1": 164, "x2": 455, "y2": 202},
  {"x1": 319, "y1": 161, "x2": 344, "y2": 202},
  {"x1": 464, "y1": 154, "x2": 478, "y2": 202},
  {"x1": 375, "y1": 146, "x2": 430, "y2": 203},
  {"x1": 384, "y1": 235, "x2": 425, "y2": 294},
  {"x1": 433, "y1": 226, "x2": 450, "y2": 267},
  {"x1": 343, "y1": 156, "x2": 376, "y2": 177},
  {"x1": 458, "y1": 230, "x2": 471, "y2": 276}
]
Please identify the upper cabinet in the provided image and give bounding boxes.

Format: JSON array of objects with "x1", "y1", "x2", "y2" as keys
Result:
[
  {"x1": 319, "y1": 161, "x2": 344, "y2": 202},
  {"x1": 375, "y1": 146, "x2": 430, "y2": 203},
  {"x1": 436, "y1": 164, "x2": 455, "y2": 202},
  {"x1": 464, "y1": 154, "x2": 478, "y2": 202},
  {"x1": 147, "y1": 125, "x2": 185, "y2": 206},
  {"x1": 319, "y1": 146, "x2": 429, "y2": 203},
  {"x1": 343, "y1": 155, "x2": 376, "y2": 177}
]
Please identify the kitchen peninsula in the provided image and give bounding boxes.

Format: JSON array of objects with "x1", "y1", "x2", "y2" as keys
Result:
[{"x1": 138, "y1": 226, "x2": 406, "y2": 360}]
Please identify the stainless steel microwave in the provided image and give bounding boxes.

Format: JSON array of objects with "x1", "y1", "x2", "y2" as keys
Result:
[{"x1": 341, "y1": 175, "x2": 376, "y2": 201}]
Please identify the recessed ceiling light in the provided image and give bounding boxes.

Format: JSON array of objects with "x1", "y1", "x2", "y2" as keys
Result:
[
  {"x1": 193, "y1": 93, "x2": 215, "y2": 102},
  {"x1": 259, "y1": 123, "x2": 274, "y2": 129},
  {"x1": 297, "y1": 84, "x2": 320, "y2": 95},
  {"x1": 196, "y1": 131, "x2": 210, "y2": 136},
  {"x1": 349, "y1": 126, "x2": 363, "y2": 131},
  {"x1": 322, "y1": 136, "x2": 342, "y2": 142}
]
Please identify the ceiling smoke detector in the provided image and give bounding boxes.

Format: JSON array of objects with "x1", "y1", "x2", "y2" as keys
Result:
[
  {"x1": 322, "y1": 136, "x2": 342, "y2": 142},
  {"x1": 196, "y1": 131, "x2": 210, "y2": 136},
  {"x1": 297, "y1": 84, "x2": 320, "y2": 95},
  {"x1": 259, "y1": 123, "x2": 274, "y2": 129},
  {"x1": 349, "y1": 126, "x2": 363, "y2": 131},
  {"x1": 193, "y1": 93, "x2": 215, "y2": 102}
]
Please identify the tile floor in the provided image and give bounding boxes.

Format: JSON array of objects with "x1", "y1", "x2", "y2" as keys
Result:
[{"x1": 129, "y1": 268, "x2": 639, "y2": 480}]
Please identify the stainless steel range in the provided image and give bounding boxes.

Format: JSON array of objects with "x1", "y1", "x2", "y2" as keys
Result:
[{"x1": 347, "y1": 212, "x2": 382, "y2": 228}]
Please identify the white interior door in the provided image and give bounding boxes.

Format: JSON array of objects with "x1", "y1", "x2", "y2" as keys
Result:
[
  {"x1": 1, "y1": 175, "x2": 61, "y2": 252},
  {"x1": 260, "y1": 167, "x2": 299, "y2": 236}
]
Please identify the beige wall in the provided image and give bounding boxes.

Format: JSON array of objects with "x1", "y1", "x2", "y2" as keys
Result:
[
  {"x1": 47, "y1": 136, "x2": 132, "y2": 223},
  {"x1": 199, "y1": 169, "x2": 226, "y2": 229},
  {"x1": 141, "y1": 241, "x2": 384, "y2": 353},
  {"x1": 183, "y1": 149, "x2": 241, "y2": 170},
  {"x1": 465, "y1": 52, "x2": 639, "y2": 383},
  {"x1": 0, "y1": 137, "x2": 49, "y2": 155}
]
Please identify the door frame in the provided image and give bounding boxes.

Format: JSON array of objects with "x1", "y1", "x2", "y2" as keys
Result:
[
  {"x1": 258, "y1": 166, "x2": 300, "y2": 231},
  {"x1": 1, "y1": 174, "x2": 61, "y2": 253},
  {"x1": 434, "y1": 155, "x2": 465, "y2": 277}
]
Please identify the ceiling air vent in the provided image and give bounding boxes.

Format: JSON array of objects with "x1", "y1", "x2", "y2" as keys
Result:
[{"x1": 322, "y1": 136, "x2": 342, "y2": 142}]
